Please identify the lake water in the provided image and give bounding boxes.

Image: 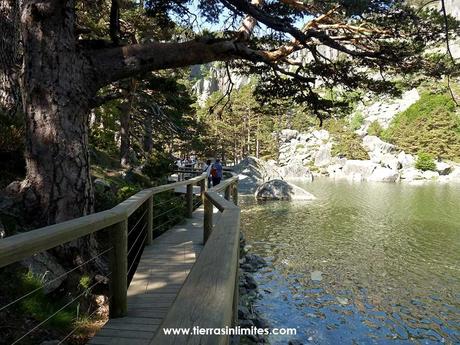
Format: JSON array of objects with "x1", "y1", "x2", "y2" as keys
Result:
[{"x1": 240, "y1": 178, "x2": 460, "y2": 344}]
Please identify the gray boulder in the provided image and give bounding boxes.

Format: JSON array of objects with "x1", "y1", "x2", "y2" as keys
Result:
[
  {"x1": 400, "y1": 167, "x2": 424, "y2": 181},
  {"x1": 280, "y1": 159, "x2": 313, "y2": 182},
  {"x1": 435, "y1": 161, "x2": 452, "y2": 175},
  {"x1": 311, "y1": 129, "x2": 330, "y2": 142},
  {"x1": 368, "y1": 167, "x2": 400, "y2": 182},
  {"x1": 342, "y1": 160, "x2": 378, "y2": 179},
  {"x1": 397, "y1": 151, "x2": 415, "y2": 169},
  {"x1": 362, "y1": 135, "x2": 395, "y2": 154},
  {"x1": 94, "y1": 178, "x2": 111, "y2": 190},
  {"x1": 280, "y1": 129, "x2": 299, "y2": 142},
  {"x1": 22, "y1": 252, "x2": 67, "y2": 294},
  {"x1": 314, "y1": 143, "x2": 332, "y2": 167},
  {"x1": 255, "y1": 180, "x2": 316, "y2": 201},
  {"x1": 449, "y1": 166, "x2": 460, "y2": 181}
]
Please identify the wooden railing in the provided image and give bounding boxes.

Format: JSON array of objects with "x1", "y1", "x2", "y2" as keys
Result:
[
  {"x1": 150, "y1": 175, "x2": 240, "y2": 345},
  {"x1": 0, "y1": 173, "x2": 240, "y2": 345},
  {"x1": 0, "y1": 174, "x2": 207, "y2": 319}
]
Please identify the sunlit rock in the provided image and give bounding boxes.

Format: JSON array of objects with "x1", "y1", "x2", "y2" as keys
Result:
[{"x1": 255, "y1": 179, "x2": 316, "y2": 201}]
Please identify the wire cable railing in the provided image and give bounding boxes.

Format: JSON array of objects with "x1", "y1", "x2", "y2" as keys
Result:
[
  {"x1": 0, "y1": 246, "x2": 113, "y2": 314},
  {"x1": 0, "y1": 173, "x2": 208, "y2": 344}
]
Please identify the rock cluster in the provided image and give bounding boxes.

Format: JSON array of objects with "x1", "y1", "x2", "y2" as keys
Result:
[
  {"x1": 278, "y1": 129, "x2": 460, "y2": 183},
  {"x1": 237, "y1": 233, "x2": 269, "y2": 344},
  {"x1": 355, "y1": 89, "x2": 420, "y2": 134},
  {"x1": 255, "y1": 179, "x2": 316, "y2": 201}
]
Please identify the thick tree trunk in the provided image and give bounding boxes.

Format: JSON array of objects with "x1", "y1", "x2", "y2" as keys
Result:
[
  {"x1": 0, "y1": 0, "x2": 22, "y2": 117},
  {"x1": 19, "y1": 0, "x2": 94, "y2": 226}
]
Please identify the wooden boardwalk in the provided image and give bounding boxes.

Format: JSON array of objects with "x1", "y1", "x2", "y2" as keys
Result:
[{"x1": 89, "y1": 208, "x2": 206, "y2": 345}]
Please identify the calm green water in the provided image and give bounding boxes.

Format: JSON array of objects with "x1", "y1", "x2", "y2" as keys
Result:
[{"x1": 241, "y1": 178, "x2": 460, "y2": 345}]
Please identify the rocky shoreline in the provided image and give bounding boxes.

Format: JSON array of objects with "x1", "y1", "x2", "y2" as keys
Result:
[
  {"x1": 276, "y1": 129, "x2": 460, "y2": 184},
  {"x1": 236, "y1": 233, "x2": 270, "y2": 344}
]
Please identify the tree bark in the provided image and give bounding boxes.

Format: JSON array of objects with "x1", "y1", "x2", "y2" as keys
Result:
[
  {"x1": 0, "y1": 0, "x2": 22, "y2": 117},
  {"x1": 19, "y1": 0, "x2": 94, "y2": 225}
]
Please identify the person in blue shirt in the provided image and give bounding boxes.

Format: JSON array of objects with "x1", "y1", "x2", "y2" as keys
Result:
[{"x1": 211, "y1": 159, "x2": 223, "y2": 186}]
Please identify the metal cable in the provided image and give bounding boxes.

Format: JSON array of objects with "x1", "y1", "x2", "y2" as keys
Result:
[
  {"x1": 153, "y1": 215, "x2": 180, "y2": 231},
  {"x1": 0, "y1": 247, "x2": 113, "y2": 313},
  {"x1": 12, "y1": 273, "x2": 111, "y2": 345},
  {"x1": 127, "y1": 223, "x2": 147, "y2": 257},
  {"x1": 127, "y1": 234, "x2": 147, "y2": 276},
  {"x1": 154, "y1": 195, "x2": 184, "y2": 207},
  {"x1": 153, "y1": 203, "x2": 183, "y2": 220},
  {"x1": 128, "y1": 208, "x2": 148, "y2": 236},
  {"x1": 57, "y1": 295, "x2": 111, "y2": 345}
]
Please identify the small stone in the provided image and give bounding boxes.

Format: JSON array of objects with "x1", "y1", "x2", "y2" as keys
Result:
[
  {"x1": 336, "y1": 297, "x2": 349, "y2": 305},
  {"x1": 310, "y1": 271, "x2": 323, "y2": 282}
]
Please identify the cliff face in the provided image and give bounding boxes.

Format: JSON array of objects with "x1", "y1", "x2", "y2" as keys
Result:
[
  {"x1": 443, "y1": 0, "x2": 460, "y2": 19},
  {"x1": 191, "y1": 65, "x2": 250, "y2": 106}
]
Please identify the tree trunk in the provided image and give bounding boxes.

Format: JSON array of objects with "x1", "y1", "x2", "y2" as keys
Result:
[
  {"x1": 0, "y1": 0, "x2": 22, "y2": 117},
  {"x1": 19, "y1": 0, "x2": 94, "y2": 226}
]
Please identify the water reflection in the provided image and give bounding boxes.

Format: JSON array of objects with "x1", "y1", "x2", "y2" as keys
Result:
[{"x1": 241, "y1": 178, "x2": 460, "y2": 344}]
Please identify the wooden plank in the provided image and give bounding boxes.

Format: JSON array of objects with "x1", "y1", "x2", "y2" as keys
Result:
[
  {"x1": 150, "y1": 208, "x2": 241, "y2": 345},
  {"x1": 104, "y1": 322, "x2": 158, "y2": 332},
  {"x1": 106, "y1": 317, "x2": 163, "y2": 326},
  {"x1": 96, "y1": 328, "x2": 155, "y2": 339},
  {"x1": 89, "y1": 336, "x2": 151, "y2": 345}
]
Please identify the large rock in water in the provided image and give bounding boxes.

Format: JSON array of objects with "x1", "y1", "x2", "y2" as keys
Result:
[
  {"x1": 255, "y1": 180, "x2": 316, "y2": 201},
  {"x1": 233, "y1": 156, "x2": 282, "y2": 193}
]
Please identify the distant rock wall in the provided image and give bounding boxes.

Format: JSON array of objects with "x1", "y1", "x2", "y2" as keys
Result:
[{"x1": 277, "y1": 129, "x2": 460, "y2": 184}]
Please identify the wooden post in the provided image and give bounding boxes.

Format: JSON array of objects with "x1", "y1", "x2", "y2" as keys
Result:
[
  {"x1": 109, "y1": 219, "x2": 128, "y2": 318},
  {"x1": 203, "y1": 195, "x2": 213, "y2": 244},
  {"x1": 146, "y1": 196, "x2": 153, "y2": 245},
  {"x1": 186, "y1": 183, "x2": 193, "y2": 218},
  {"x1": 199, "y1": 178, "x2": 206, "y2": 205},
  {"x1": 232, "y1": 246, "x2": 240, "y2": 327},
  {"x1": 231, "y1": 181, "x2": 238, "y2": 206},
  {"x1": 225, "y1": 185, "x2": 231, "y2": 200}
]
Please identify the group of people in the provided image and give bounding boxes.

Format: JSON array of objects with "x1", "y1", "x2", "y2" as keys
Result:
[{"x1": 203, "y1": 159, "x2": 223, "y2": 187}]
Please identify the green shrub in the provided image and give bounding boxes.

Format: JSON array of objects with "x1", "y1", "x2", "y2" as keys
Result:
[
  {"x1": 350, "y1": 112, "x2": 364, "y2": 130},
  {"x1": 324, "y1": 119, "x2": 369, "y2": 160},
  {"x1": 415, "y1": 152, "x2": 436, "y2": 171},
  {"x1": 295, "y1": 143, "x2": 305, "y2": 151},
  {"x1": 382, "y1": 92, "x2": 460, "y2": 160},
  {"x1": 367, "y1": 120, "x2": 384, "y2": 137},
  {"x1": 117, "y1": 185, "x2": 142, "y2": 201}
]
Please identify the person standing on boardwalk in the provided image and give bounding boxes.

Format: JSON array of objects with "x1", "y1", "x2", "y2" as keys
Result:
[
  {"x1": 203, "y1": 159, "x2": 213, "y2": 188},
  {"x1": 211, "y1": 159, "x2": 223, "y2": 186}
]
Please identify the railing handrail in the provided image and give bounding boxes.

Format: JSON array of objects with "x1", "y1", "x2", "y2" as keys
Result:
[
  {"x1": 150, "y1": 176, "x2": 240, "y2": 345},
  {"x1": 0, "y1": 174, "x2": 206, "y2": 268}
]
